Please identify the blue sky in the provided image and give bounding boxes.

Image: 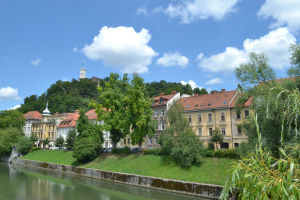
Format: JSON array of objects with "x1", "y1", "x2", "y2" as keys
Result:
[{"x1": 1, "y1": 0, "x2": 300, "y2": 110}]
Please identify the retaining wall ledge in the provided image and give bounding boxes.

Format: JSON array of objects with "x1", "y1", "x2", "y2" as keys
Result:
[{"x1": 12, "y1": 158, "x2": 223, "y2": 199}]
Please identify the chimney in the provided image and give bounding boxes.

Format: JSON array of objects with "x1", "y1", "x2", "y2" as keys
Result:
[
  {"x1": 75, "y1": 110, "x2": 79, "y2": 113},
  {"x1": 221, "y1": 89, "x2": 225, "y2": 93},
  {"x1": 159, "y1": 93, "x2": 164, "y2": 96},
  {"x1": 171, "y1": 91, "x2": 176, "y2": 94}
]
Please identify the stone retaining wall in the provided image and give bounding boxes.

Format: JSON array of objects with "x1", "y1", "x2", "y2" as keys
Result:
[{"x1": 13, "y1": 159, "x2": 223, "y2": 199}]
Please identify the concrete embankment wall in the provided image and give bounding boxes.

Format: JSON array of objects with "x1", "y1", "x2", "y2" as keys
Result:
[{"x1": 13, "y1": 159, "x2": 223, "y2": 199}]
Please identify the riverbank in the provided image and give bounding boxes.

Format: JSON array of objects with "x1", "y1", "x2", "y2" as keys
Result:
[{"x1": 22, "y1": 150, "x2": 236, "y2": 185}]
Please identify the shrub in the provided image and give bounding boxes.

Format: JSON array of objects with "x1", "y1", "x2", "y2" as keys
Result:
[
  {"x1": 112, "y1": 147, "x2": 131, "y2": 155},
  {"x1": 170, "y1": 133, "x2": 205, "y2": 168},
  {"x1": 16, "y1": 136, "x2": 33, "y2": 155},
  {"x1": 55, "y1": 136, "x2": 65, "y2": 148},
  {"x1": 31, "y1": 147, "x2": 40, "y2": 152},
  {"x1": 73, "y1": 137, "x2": 98, "y2": 163},
  {"x1": 214, "y1": 149, "x2": 240, "y2": 159},
  {"x1": 143, "y1": 148, "x2": 161, "y2": 155},
  {"x1": 66, "y1": 129, "x2": 76, "y2": 150},
  {"x1": 0, "y1": 127, "x2": 23, "y2": 157},
  {"x1": 236, "y1": 142, "x2": 255, "y2": 157},
  {"x1": 202, "y1": 148, "x2": 215, "y2": 157}
]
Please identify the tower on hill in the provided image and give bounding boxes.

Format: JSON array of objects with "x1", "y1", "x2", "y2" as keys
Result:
[{"x1": 80, "y1": 62, "x2": 87, "y2": 79}]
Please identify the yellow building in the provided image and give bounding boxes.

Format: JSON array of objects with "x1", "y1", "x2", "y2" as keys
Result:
[
  {"x1": 180, "y1": 90, "x2": 249, "y2": 149},
  {"x1": 30, "y1": 103, "x2": 58, "y2": 147}
]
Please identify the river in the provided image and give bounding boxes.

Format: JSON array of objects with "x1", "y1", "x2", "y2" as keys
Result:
[{"x1": 0, "y1": 163, "x2": 206, "y2": 200}]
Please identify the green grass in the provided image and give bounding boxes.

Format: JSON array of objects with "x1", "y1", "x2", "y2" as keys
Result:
[{"x1": 22, "y1": 150, "x2": 236, "y2": 185}]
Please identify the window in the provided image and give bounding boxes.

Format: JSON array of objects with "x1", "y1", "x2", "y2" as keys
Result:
[
  {"x1": 155, "y1": 110, "x2": 158, "y2": 117},
  {"x1": 161, "y1": 122, "x2": 165, "y2": 130},
  {"x1": 154, "y1": 136, "x2": 158, "y2": 144},
  {"x1": 209, "y1": 128, "x2": 213, "y2": 136},
  {"x1": 149, "y1": 137, "x2": 152, "y2": 145},
  {"x1": 161, "y1": 109, "x2": 165, "y2": 116},
  {"x1": 188, "y1": 114, "x2": 192, "y2": 123},
  {"x1": 128, "y1": 138, "x2": 130, "y2": 144},
  {"x1": 237, "y1": 126, "x2": 242, "y2": 134},
  {"x1": 221, "y1": 127, "x2": 226, "y2": 136},
  {"x1": 208, "y1": 114, "x2": 212, "y2": 122},
  {"x1": 198, "y1": 128, "x2": 202, "y2": 136},
  {"x1": 234, "y1": 143, "x2": 239, "y2": 148},
  {"x1": 236, "y1": 111, "x2": 241, "y2": 119},
  {"x1": 159, "y1": 97, "x2": 164, "y2": 104},
  {"x1": 123, "y1": 138, "x2": 126, "y2": 145},
  {"x1": 155, "y1": 125, "x2": 159, "y2": 130},
  {"x1": 220, "y1": 143, "x2": 229, "y2": 149},
  {"x1": 245, "y1": 110, "x2": 249, "y2": 117},
  {"x1": 198, "y1": 114, "x2": 201, "y2": 122},
  {"x1": 221, "y1": 113, "x2": 225, "y2": 121}
]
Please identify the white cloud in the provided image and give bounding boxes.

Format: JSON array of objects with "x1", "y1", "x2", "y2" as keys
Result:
[
  {"x1": 73, "y1": 47, "x2": 79, "y2": 52},
  {"x1": 181, "y1": 80, "x2": 203, "y2": 90},
  {"x1": 137, "y1": 7, "x2": 148, "y2": 16},
  {"x1": 156, "y1": 52, "x2": 189, "y2": 68},
  {"x1": 198, "y1": 27, "x2": 296, "y2": 72},
  {"x1": 163, "y1": 0, "x2": 240, "y2": 23},
  {"x1": 8, "y1": 104, "x2": 21, "y2": 110},
  {"x1": 258, "y1": 0, "x2": 300, "y2": 32},
  {"x1": 206, "y1": 78, "x2": 223, "y2": 85},
  {"x1": 82, "y1": 26, "x2": 157, "y2": 74},
  {"x1": 31, "y1": 58, "x2": 42, "y2": 66},
  {"x1": 0, "y1": 87, "x2": 20, "y2": 101}
]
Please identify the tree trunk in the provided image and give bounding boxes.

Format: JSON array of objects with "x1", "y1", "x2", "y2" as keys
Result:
[{"x1": 138, "y1": 142, "x2": 142, "y2": 150}]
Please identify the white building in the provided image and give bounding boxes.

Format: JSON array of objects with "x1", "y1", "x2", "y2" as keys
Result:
[{"x1": 57, "y1": 112, "x2": 80, "y2": 140}]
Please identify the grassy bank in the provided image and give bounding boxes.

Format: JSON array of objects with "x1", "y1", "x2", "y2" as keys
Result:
[{"x1": 22, "y1": 150, "x2": 236, "y2": 185}]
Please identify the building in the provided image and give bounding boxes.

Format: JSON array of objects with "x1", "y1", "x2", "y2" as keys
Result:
[
  {"x1": 145, "y1": 91, "x2": 180, "y2": 149},
  {"x1": 180, "y1": 90, "x2": 249, "y2": 149},
  {"x1": 79, "y1": 62, "x2": 87, "y2": 80},
  {"x1": 23, "y1": 111, "x2": 42, "y2": 137},
  {"x1": 57, "y1": 111, "x2": 80, "y2": 140},
  {"x1": 30, "y1": 103, "x2": 57, "y2": 147},
  {"x1": 86, "y1": 109, "x2": 112, "y2": 148}
]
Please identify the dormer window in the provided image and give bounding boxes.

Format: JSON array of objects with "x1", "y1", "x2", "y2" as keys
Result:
[{"x1": 159, "y1": 97, "x2": 164, "y2": 104}]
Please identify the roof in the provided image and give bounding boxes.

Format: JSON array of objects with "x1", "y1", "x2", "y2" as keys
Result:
[
  {"x1": 24, "y1": 111, "x2": 42, "y2": 120},
  {"x1": 86, "y1": 109, "x2": 97, "y2": 120},
  {"x1": 180, "y1": 90, "x2": 237, "y2": 111},
  {"x1": 57, "y1": 112, "x2": 80, "y2": 128},
  {"x1": 152, "y1": 92, "x2": 177, "y2": 107}
]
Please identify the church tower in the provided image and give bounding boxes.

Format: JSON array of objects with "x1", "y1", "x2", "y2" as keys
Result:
[{"x1": 80, "y1": 62, "x2": 87, "y2": 79}]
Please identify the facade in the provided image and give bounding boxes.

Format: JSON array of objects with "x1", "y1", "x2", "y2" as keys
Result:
[
  {"x1": 80, "y1": 67, "x2": 86, "y2": 79},
  {"x1": 145, "y1": 91, "x2": 181, "y2": 149},
  {"x1": 30, "y1": 103, "x2": 57, "y2": 147},
  {"x1": 180, "y1": 90, "x2": 249, "y2": 149},
  {"x1": 57, "y1": 111, "x2": 80, "y2": 140},
  {"x1": 86, "y1": 109, "x2": 113, "y2": 148},
  {"x1": 23, "y1": 111, "x2": 42, "y2": 137}
]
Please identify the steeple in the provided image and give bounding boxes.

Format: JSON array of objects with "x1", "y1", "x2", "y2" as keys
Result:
[
  {"x1": 42, "y1": 101, "x2": 51, "y2": 116},
  {"x1": 80, "y1": 61, "x2": 87, "y2": 79}
]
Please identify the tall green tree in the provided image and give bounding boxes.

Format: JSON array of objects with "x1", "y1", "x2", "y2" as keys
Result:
[
  {"x1": 0, "y1": 110, "x2": 25, "y2": 130},
  {"x1": 124, "y1": 74, "x2": 155, "y2": 149},
  {"x1": 66, "y1": 129, "x2": 76, "y2": 150},
  {"x1": 92, "y1": 73, "x2": 130, "y2": 149},
  {"x1": 235, "y1": 52, "x2": 276, "y2": 87},
  {"x1": 76, "y1": 109, "x2": 89, "y2": 136},
  {"x1": 55, "y1": 136, "x2": 65, "y2": 148},
  {"x1": 288, "y1": 43, "x2": 300, "y2": 77}
]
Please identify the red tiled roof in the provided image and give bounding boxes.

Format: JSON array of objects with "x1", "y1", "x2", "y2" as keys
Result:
[
  {"x1": 180, "y1": 90, "x2": 237, "y2": 111},
  {"x1": 86, "y1": 109, "x2": 97, "y2": 120},
  {"x1": 24, "y1": 111, "x2": 42, "y2": 119},
  {"x1": 152, "y1": 92, "x2": 177, "y2": 107},
  {"x1": 57, "y1": 112, "x2": 80, "y2": 128}
]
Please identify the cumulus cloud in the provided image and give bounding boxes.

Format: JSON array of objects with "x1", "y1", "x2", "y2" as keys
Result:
[
  {"x1": 258, "y1": 0, "x2": 300, "y2": 32},
  {"x1": 198, "y1": 27, "x2": 296, "y2": 72},
  {"x1": 30, "y1": 58, "x2": 42, "y2": 66},
  {"x1": 0, "y1": 87, "x2": 20, "y2": 101},
  {"x1": 82, "y1": 26, "x2": 157, "y2": 74},
  {"x1": 181, "y1": 80, "x2": 203, "y2": 90},
  {"x1": 156, "y1": 52, "x2": 189, "y2": 68},
  {"x1": 163, "y1": 0, "x2": 240, "y2": 23},
  {"x1": 8, "y1": 105, "x2": 21, "y2": 110},
  {"x1": 206, "y1": 78, "x2": 223, "y2": 85}
]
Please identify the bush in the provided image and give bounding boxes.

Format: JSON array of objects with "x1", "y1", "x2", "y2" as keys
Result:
[
  {"x1": 112, "y1": 147, "x2": 131, "y2": 155},
  {"x1": 214, "y1": 149, "x2": 240, "y2": 159},
  {"x1": 143, "y1": 148, "x2": 161, "y2": 155},
  {"x1": 202, "y1": 148, "x2": 215, "y2": 157},
  {"x1": 73, "y1": 137, "x2": 98, "y2": 163},
  {"x1": 16, "y1": 136, "x2": 33, "y2": 155},
  {"x1": 55, "y1": 136, "x2": 65, "y2": 148},
  {"x1": 170, "y1": 133, "x2": 205, "y2": 168},
  {"x1": 66, "y1": 129, "x2": 76, "y2": 150},
  {"x1": 236, "y1": 142, "x2": 255, "y2": 157},
  {"x1": 31, "y1": 147, "x2": 40, "y2": 152},
  {"x1": 0, "y1": 127, "x2": 23, "y2": 157}
]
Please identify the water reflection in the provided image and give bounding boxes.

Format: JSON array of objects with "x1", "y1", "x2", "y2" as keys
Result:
[{"x1": 0, "y1": 163, "x2": 205, "y2": 200}]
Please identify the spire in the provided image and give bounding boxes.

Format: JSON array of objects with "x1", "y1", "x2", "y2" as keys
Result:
[{"x1": 42, "y1": 101, "x2": 51, "y2": 116}]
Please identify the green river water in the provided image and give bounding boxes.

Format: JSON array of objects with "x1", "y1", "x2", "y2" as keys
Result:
[{"x1": 0, "y1": 163, "x2": 206, "y2": 200}]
